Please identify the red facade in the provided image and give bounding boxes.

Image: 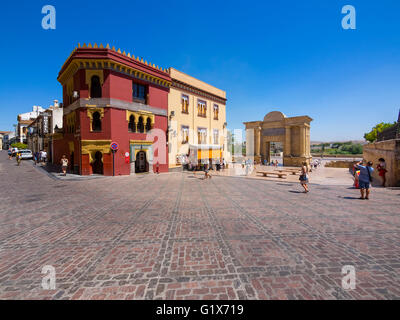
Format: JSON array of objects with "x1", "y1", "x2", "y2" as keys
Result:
[{"x1": 53, "y1": 46, "x2": 170, "y2": 176}]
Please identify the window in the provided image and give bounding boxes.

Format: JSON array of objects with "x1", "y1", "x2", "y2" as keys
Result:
[
  {"x1": 90, "y1": 76, "x2": 102, "y2": 98},
  {"x1": 145, "y1": 117, "x2": 152, "y2": 132},
  {"x1": 133, "y1": 82, "x2": 146, "y2": 102},
  {"x1": 128, "y1": 115, "x2": 136, "y2": 132},
  {"x1": 197, "y1": 100, "x2": 207, "y2": 117},
  {"x1": 181, "y1": 126, "x2": 189, "y2": 144},
  {"x1": 181, "y1": 95, "x2": 189, "y2": 113},
  {"x1": 197, "y1": 128, "x2": 207, "y2": 144},
  {"x1": 92, "y1": 111, "x2": 102, "y2": 131},
  {"x1": 213, "y1": 129, "x2": 219, "y2": 145},
  {"x1": 213, "y1": 104, "x2": 219, "y2": 120},
  {"x1": 137, "y1": 116, "x2": 144, "y2": 133}
]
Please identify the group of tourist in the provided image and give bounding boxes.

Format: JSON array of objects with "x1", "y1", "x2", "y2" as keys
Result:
[
  {"x1": 352, "y1": 158, "x2": 387, "y2": 200},
  {"x1": 262, "y1": 159, "x2": 280, "y2": 167},
  {"x1": 199, "y1": 158, "x2": 227, "y2": 179},
  {"x1": 33, "y1": 150, "x2": 47, "y2": 165}
]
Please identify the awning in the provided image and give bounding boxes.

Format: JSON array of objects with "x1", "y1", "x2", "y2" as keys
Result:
[{"x1": 188, "y1": 144, "x2": 222, "y2": 160}]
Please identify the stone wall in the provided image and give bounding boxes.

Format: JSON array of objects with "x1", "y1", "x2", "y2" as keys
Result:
[{"x1": 363, "y1": 139, "x2": 400, "y2": 187}]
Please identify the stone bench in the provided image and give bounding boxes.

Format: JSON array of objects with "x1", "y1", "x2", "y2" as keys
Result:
[
  {"x1": 275, "y1": 169, "x2": 300, "y2": 175},
  {"x1": 257, "y1": 171, "x2": 287, "y2": 178}
]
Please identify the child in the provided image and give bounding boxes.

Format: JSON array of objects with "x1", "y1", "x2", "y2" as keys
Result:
[{"x1": 376, "y1": 158, "x2": 387, "y2": 187}]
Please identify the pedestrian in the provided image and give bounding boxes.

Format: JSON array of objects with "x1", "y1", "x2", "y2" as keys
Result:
[
  {"x1": 204, "y1": 163, "x2": 211, "y2": 179},
  {"x1": 376, "y1": 158, "x2": 387, "y2": 187},
  {"x1": 41, "y1": 150, "x2": 47, "y2": 165},
  {"x1": 16, "y1": 152, "x2": 22, "y2": 166},
  {"x1": 155, "y1": 161, "x2": 160, "y2": 174},
  {"x1": 8, "y1": 149, "x2": 12, "y2": 160},
  {"x1": 275, "y1": 160, "x2": 279, "y2": 167},
  {"x1": 60, "y1": 155, "x2": 68, "y2": 176},
  {"x1": 299, "y1": 161, "x2": 309, "y2": 193},
  {"x1": 355, "y1": 160, "x2": 374, "y2": 200},
  {"x1": 33, "y1": 152, "x2": 37, "y2": 165}
]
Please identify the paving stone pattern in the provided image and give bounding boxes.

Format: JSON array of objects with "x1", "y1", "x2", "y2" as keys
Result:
[{"x1": 0, "y1": 151, "x2": 399, "y2": 300}]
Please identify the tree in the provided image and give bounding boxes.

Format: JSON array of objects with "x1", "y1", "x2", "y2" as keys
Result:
[
  {"x1": 11, "y1": 142, "x2": 28, "y2": 149},
  {"x1": 364, "y1": 122, "x2": 396, "y2": 143}
]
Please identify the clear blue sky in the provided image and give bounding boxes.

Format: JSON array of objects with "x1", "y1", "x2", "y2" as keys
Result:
[{"x1": 0, "y1": 0, "x2": 399, "y2": 141}]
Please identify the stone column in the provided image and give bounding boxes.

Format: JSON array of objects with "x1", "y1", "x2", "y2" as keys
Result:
[
  {"x1": 299, "y1": 126, "x2": 306, "y2": 157},
  {"x1": 284, "y1": 126, "x2": 291, "y2": 156},
  {"x1": 255, "y1": 127, "x2": 261, "y2": 156}
]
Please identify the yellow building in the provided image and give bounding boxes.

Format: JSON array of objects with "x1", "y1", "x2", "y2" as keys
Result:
[{"x1": 167, "y1": 68, "x2": 228, "y2": 168}]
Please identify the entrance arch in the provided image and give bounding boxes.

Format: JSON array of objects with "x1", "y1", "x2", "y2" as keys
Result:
[
  {"x1": 244, "y1": 111, "x2": 313, "y2": 167},
  {"x1": 135, "y1": 150, "x2": 149, "y2": 173}
]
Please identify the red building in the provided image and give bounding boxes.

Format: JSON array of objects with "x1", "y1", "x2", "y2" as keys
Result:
[{"x1": 53, "y1": 44, "x2": 170, "y2": 175}]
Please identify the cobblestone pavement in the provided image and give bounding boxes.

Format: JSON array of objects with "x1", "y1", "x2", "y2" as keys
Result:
[{"x1": 0, "y1": 151, "x2": 399, "y2": 300}]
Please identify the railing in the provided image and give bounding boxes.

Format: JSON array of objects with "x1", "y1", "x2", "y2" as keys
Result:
[{"x1": 377, "y1": 122, "x2": 400, "y2": 141}]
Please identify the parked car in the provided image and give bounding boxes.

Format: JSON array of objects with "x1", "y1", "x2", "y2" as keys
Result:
[{"x1": 19, "y1": 149, "x2": 33, "y2": 160}]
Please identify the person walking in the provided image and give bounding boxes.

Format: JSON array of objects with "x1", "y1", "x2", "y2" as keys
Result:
[
  {"x1": 204, "y1": 163, "x2": 211, "y2": 179},
  {"x1": 41, "y1": 150, "x2": 47, "y2": 165},
  {"x1": 299, "y1": 161, "x2": 309, "y2": 193},
  {"x1": 376, "y1": 158, "x2": 387, "y2": 187},
  {"x1": 33, "y1": 152, "x2": 38, "y2": 165},
  {"x1": 60, "y1": 155, "x2": 68, "y2": 176},
  {"x1": 155, "y1": 161, "x2": 160, "y2": 174},
  {"x1": 16, "y1": 152, "x2": 22, "y2": 166},
  {"x1": 355, "y1": 160, "x2": 374, "y2": 200}
]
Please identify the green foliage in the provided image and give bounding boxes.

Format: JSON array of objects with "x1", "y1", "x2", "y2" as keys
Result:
[
  {"x1": 364, "y1": 122, "x2": 396, "y2": 143},
  {"x1": 313, "y1": 142, "x2": 363, "y2": 155},
  {"x1": 11, "y1": 142, "x2": 28, "y2": 149}
]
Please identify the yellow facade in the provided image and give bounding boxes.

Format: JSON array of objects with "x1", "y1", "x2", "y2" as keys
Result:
[{"x1": 167, "y1": 68, "x2": 228, "y2": 167}]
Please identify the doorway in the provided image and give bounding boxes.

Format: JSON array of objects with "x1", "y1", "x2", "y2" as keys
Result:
[
  {"x1": 135, "y1": 151, "x2": 149, "y2": 173},
  {"x1": 92, "y1": 151, "x2": 104, "y2": 174}
]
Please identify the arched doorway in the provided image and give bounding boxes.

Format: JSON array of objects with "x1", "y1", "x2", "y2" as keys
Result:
[
  {"x1": 92, "y1": 151, "x2": 104, "y2": 174},
  {"x1": 135, "y1": 151, "x2": 148, "y2": 173}
]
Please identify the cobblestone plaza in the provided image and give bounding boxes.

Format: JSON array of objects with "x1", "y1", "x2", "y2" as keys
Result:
[{"x1": 0, "y1": 151, "x2": 399, "y2": 300}]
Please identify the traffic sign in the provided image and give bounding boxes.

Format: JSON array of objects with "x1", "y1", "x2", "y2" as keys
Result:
[{"x1": 110, "y1": 142, "x2": 119, "y2": 151}]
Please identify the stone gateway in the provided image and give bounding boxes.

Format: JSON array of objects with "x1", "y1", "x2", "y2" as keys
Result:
[{"x1": 244, "y1": 111, "x2": 313, "y2": 167}]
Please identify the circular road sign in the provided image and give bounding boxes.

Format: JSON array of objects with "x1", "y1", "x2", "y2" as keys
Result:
[{"x1": 110, "y1": 142, "x2": 119, "y2": 151}]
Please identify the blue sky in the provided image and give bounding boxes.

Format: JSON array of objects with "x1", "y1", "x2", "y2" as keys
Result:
[{"x1": 0, "y1": 0, "x2": 399, "y2": 141}]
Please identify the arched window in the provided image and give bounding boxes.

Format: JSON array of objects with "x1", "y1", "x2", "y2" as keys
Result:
[
  {"x1": 138, "y1": 116, "x2": 144, "y2": 133},
  {"x1": 128, "y1": 115, "x2": 136, "y2": 132},
  {"x1": 145, "y1": 117, "x2": 152, "y2": 132},
  {"x1": 92, "y1": 111, "x2": 102, "y2": 131},
  {"x1": 90, "y1": 76, "x2": 102, "y2": 98}
]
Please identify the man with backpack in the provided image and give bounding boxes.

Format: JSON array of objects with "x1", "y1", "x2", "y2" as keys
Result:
[{"x1": 355, "y1": 160, "x2": 374, "y2": 200}]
